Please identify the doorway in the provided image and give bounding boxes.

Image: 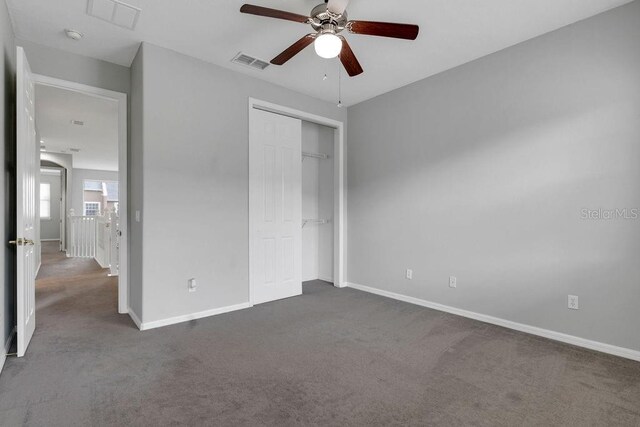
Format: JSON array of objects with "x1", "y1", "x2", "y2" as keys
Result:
[
  {"x1": 248, "y1": 98, "x2": 345, "y2": 305},
  {"x1": 14, "y1": 47, "x2": 128, "y2": 356},
  {"x1": 38, "y1": 166, "x2": 65, "y2": 253},
  {"x1": 32, "y1": 74, "x2": 128, "y2": 316}
]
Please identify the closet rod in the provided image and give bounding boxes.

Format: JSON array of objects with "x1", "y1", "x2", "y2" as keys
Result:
[
  {"x1": 302, "y1": 151, "x2": 329, "y2": 160},
  {"x1": 302, "y1": 219, "x2": 331, "y2": 228}
]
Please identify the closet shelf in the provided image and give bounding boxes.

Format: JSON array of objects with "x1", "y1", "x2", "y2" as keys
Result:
[
  {"x1": 302, "y1": 219, "x2": 331, "y2": 228},
  {"x1": 302, "y1": 151, "x2": 329, "y2": 161}
]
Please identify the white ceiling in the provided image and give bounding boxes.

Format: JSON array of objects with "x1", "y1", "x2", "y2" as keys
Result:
[
  {"x1": 35, "y1": 85, "x2": 119, "y2": 171},
  {"x1": 7, "y1": 0, "x2": 633, "y2": 106}
]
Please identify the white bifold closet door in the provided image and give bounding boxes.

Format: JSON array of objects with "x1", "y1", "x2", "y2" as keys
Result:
[{"x1": 249, "y1": 108, "x2": 302, "y2": 304}]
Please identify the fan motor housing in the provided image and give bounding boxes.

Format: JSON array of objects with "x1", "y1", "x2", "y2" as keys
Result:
[{"x1": 309, "y1": 3, "x2": 348, "y2": 33}]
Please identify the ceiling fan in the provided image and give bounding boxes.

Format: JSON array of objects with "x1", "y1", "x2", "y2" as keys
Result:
[{"x1": 240, "y1": 0, "x2": 419, "y2": 77}]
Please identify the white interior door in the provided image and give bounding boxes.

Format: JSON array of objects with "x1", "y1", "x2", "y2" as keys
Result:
[
  {"x1": 249, "y1": 108, "x2": 302, "y2": 304},
  {"x1": 15, "y1": 47, "x2": 37, "y2": 357}
]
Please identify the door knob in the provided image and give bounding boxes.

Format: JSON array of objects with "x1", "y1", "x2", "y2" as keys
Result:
[{"x1": 8, "y1": 238, "x2": 35, "y2": 246}]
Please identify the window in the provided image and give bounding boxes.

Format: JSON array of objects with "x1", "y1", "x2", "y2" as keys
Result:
[
  {"x1": 40, "y1": 183, "x2": 51, "y2": 219},
  {"x1": 83, "y1": 180, "x2": 103, "y2": 191},
  {"x1": 84, "y1": 202, "x2": 101, "y2": 216}
]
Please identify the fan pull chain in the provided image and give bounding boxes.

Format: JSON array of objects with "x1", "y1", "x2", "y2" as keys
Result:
[{"x1": 337, "y1": 60, "x2": 343, "y2": 108}]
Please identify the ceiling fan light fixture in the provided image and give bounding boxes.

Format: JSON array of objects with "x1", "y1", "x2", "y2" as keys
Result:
[
  {"x1": 314, "y1": 32, "x2": 342, "y2": 59},
  {"x1": 239, "y1": 2, "x2": 418, "y2": 76}
]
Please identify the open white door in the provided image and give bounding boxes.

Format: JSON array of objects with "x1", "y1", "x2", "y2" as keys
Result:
[
  {"x1": 249, "y1": 108, "x2": 302, "y2": 304},
  {"x1": 14, "y1": 47, "x2": 37, "y2": 357}
]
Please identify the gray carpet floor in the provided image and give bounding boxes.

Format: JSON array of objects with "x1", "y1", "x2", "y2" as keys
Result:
[{"x1": 1, "y1": 243, "x2": 640, "y2": 426}]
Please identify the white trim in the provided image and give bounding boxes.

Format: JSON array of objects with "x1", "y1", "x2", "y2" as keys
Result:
[
  {"x1": 128, "y1": 308, "x2": 142, "y2": 330},
  {"x1": 138, "y1": 302, "x2": 253, "y2": 331},
  {"x1": 0, "y1": 326, "x2": 17, "y2": 374},
  {"x1": 32, "y1": 73, "x2": 129, "y2": 314},
  {"x1": 346, "y1": 282, "x2": 640, "y2": 362},
  {"x1": 40, "y1": 238, "x2": 60, "y2": 242},
  {"x1": 318, "y1": 275, "x2": 334, "y2": 284},
  {"x1": 248, "y1": 98, "x2": 347, "y2": 305}
]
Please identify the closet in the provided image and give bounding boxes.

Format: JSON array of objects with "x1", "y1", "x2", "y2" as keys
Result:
[{"x1": 301, "y1": 121, "x2": 334, "y2": 283}]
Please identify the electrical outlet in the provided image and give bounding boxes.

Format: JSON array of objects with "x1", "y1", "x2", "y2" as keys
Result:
[
  {"x1": 406, "y1": 269, "x2": 413, "y2": 280},
  {"x1": 188, "y1": 278, "x2": 197, "y2": 293},
  {"x1": 449, "y1": 276, "x2": 457, "y2": 288},
  {"x1": 568, "y1": 295, "x2": 579, "y2": 310}
]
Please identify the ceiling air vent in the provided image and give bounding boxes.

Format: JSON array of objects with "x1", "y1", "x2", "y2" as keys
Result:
[
  {"x1": 71, "y1": 120, "x2": 85, "y2": 126},
  {"x1": 231, "y1": 53, "x2": 270, "y2": 71},
  {"x1": 87, "y1": 0, "x2": 141, "y2": 31},
  {"x1": 70, "y1": 148, "x2": 81, "y2": 153}
]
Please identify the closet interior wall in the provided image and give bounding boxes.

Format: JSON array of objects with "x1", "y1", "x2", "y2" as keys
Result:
[{"x1": 301, "y1": 121, "x2": 334, "y2": 283}]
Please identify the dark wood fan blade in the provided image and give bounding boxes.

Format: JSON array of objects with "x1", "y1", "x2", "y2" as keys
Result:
[
  {"x1": 240, "y1": 4, "x2": 309, "y2": 24},
  {"x1": 348, "y1": 21, "x2": 419, "y2": 40},
  {"x1": 338, "y1": 37, "x2": 363, "y2": 77},
  {"x1": 271, "y1": 34, "x2": 316, "y2": 65}
]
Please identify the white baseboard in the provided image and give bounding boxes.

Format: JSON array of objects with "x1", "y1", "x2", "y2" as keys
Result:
[
  {"x1": 95, "y1": 259, "x2": 109, "y2": 269},
  {"x1": 137, "y1": 302, "x2": 253, "y2": 331},
  {"x1": 318, "y1": 275, "x2": 334, "y2": 284},
  {"x1": 0, "y1": 326, "x2": 17, "y2": 374},
  {"x1": 346, "y1": 282, "x2": 640, "y2": 362},
  {"x1": 127, "y1": 308, "x2": 142, "y2": 330}
]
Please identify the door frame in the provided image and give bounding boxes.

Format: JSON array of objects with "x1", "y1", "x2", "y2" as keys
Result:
[
  {"x1": 248, "y1": 98, "x2": 346, "y2": 304},
  {"x1": 32, "y1": 73, "x2": 129, "y2": 314}
]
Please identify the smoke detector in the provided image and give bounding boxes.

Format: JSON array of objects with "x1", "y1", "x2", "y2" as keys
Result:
[{"x1": 65, "y1": 29, "x2": 84, "y2": 41}]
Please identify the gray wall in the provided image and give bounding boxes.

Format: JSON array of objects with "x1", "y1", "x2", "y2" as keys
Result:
[
  {"x1": 132, "y1": 42, "x2": 346, "y2": 324},
  {"x1": 1, "y1": 0, "x2": 16, "y2": 368},
  {"x1": 17, "y1": 39, "x2": 130, "y2": 95},
  {"x1": 301, "y1": 121, "x2": 334, "y2": 282},
  {"x1": 40, "y1": 171, "x2": 61, "y2": 240},
  {"x1": 346, "y1": 1, "x2": 640, "y2": 352},
  {"x1": 71, "y1": 168, "x2": 118, "y2": 215}
]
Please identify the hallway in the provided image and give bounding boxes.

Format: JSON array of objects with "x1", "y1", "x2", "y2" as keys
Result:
[{"x1": 36, "y1": 241, "x2": 118, "y2": 317}]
